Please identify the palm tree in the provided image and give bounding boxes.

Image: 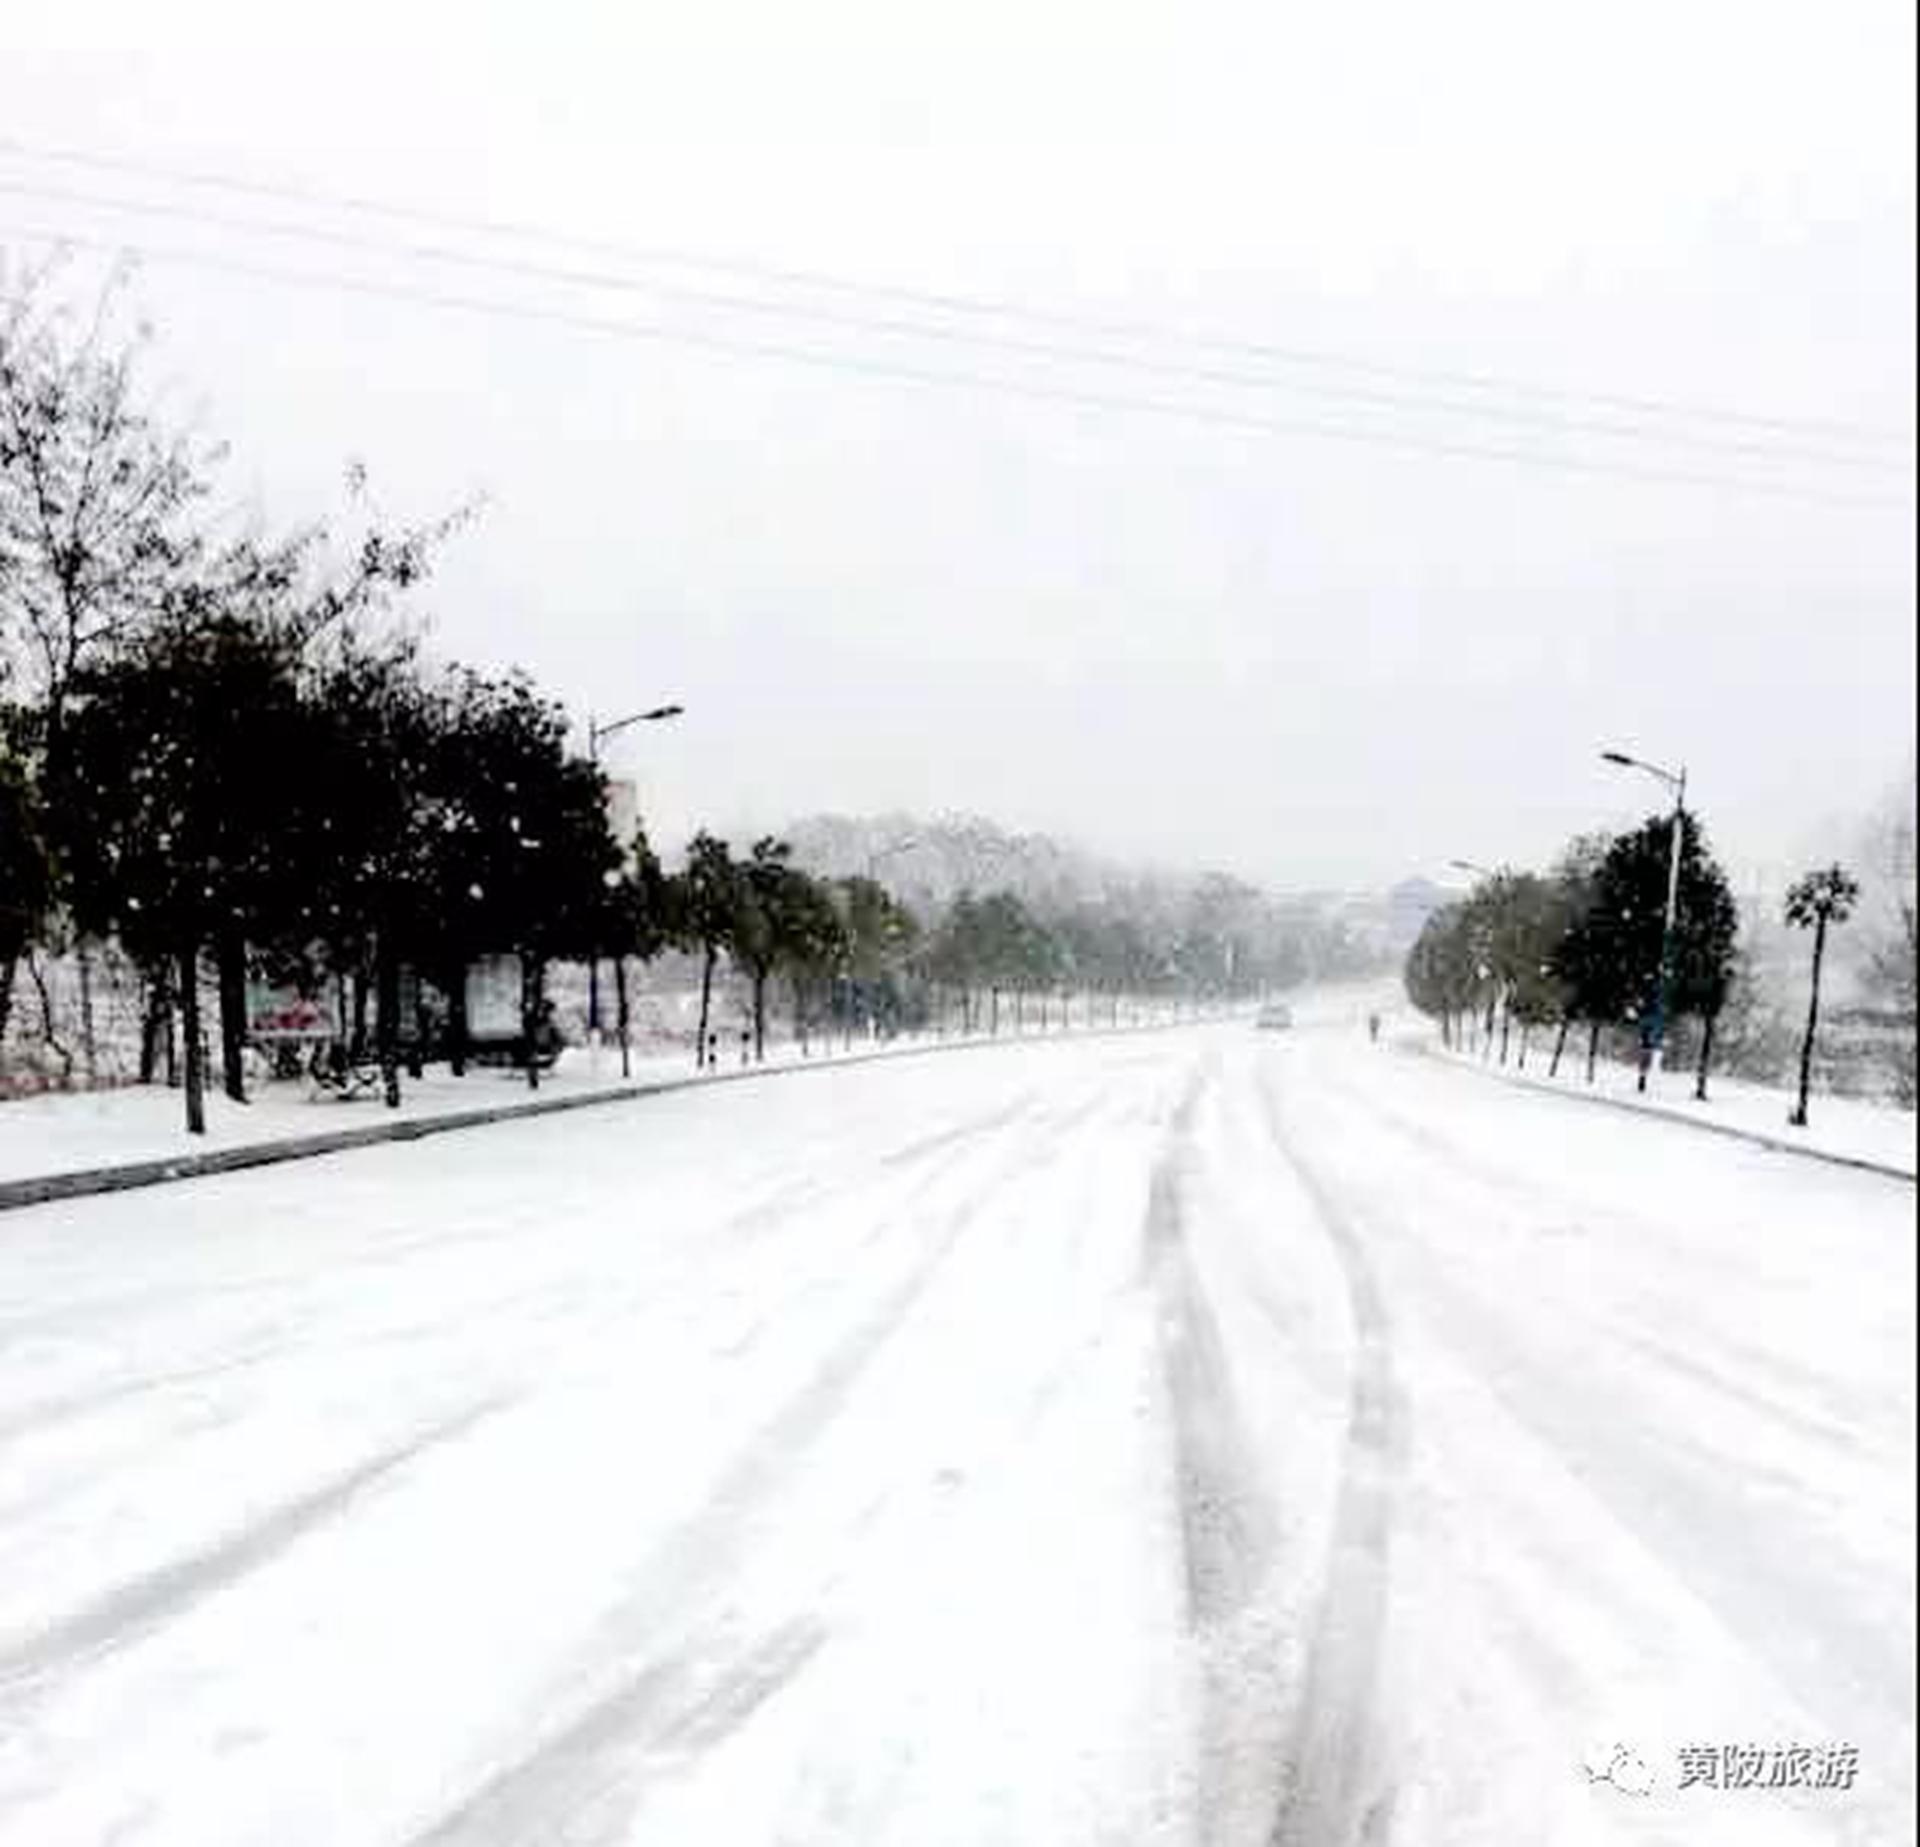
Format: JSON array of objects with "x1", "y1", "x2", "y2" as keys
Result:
[{"x1": 1784, "y1": 864, "x2": 1861, "y2": 1128}]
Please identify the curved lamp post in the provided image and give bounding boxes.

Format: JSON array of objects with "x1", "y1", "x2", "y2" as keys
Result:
[
  {"x1": 585, "y1": 703, "x2": 684, "y2": 1037},
  {"x1": 1601, "y1": 747, "x2": 1688, "y2": 1088}
]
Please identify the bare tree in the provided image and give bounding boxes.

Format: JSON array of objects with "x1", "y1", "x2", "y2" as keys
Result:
[
  {"x1": 0, "y1": 256, "x2": 216, "y2": 752},
  {"x1": 1855, "y1": 767, "x2": 1917, "y2": 1105}
]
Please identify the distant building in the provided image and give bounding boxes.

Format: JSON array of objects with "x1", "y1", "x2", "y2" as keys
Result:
[
  {"x1": 1385, "y1": 876, "x2": 1448, "y2": 952},
  {"x1": 466, "y1": 956, "x2": 522, "y2": 1036}
]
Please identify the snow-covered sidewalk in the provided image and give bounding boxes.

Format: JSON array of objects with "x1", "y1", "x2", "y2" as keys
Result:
[
  {"x1": 1405, "y1": 1031, "x2": 1917, "y2": 1180},
  {"x1": 0, "y1": 1017, "x2": 1193, "y2": 1196}
]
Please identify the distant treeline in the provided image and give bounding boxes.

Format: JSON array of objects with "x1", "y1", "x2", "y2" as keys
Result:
[
  {"x1": 1405, "y1": 812, "x2": 1916, "y2": 1118},
  {"x1": 1, "y1": 262, "x2": 1385, "y2": 1129}
]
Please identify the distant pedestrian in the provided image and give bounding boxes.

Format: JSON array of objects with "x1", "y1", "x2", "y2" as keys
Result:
[{"x1": 1368, "y1": 1012, "x2": 1381, "y2": 1045}]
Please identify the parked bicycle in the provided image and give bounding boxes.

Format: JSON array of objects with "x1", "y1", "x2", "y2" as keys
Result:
[{"x1": 304, "y1": 1040, "x2": 385, "y2": 1100}]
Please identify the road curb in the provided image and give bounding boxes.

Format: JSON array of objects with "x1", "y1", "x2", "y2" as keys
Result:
[
  {"x1": 1405, "y1": 1041, "x2": 1917, "y2": 1184},
  {"x1": 0, "y1": 1016, "x2": 1210, "y2": 1215}
]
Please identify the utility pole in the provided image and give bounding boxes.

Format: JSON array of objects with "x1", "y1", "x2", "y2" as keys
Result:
[
  {"x1": 585, "y1": 703, "x2": 683, "y2": 1040},
  {"x1": 1601, "y1": 749, "x2": 1689, "y2": 1090}
]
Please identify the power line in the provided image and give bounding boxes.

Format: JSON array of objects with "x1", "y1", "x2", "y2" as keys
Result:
[
  {"x1": 2, "y1": 218, "x2": 1910, "y2": 511},
  {"x1": 2, "y1": 134, "x2": 1910, "y2": 454},
  {"x1": 2, "y1": 174, "x2": 1908, "y2": 479}
]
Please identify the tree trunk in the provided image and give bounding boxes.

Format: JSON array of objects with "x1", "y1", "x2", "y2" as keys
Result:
[
  {"x1": 77, "y1": 940, "x2": 97, "y2": 1080},
  {"x1": 26, "y1": 953, "x2": 73, "y2": 1083},
  {"x1": 991, "y1": 987, "x2": 1001, "y2": 1035},
  {"x1": 1517, "y1": 1021, "x2": 1529, "y2": 1068},
  {"x1": 138, "y1": 961, "x2": 167, "y2": 1084},
  {"x1": 697, "y1": 942, "x2": 716, "y2": 1067},
  {"x1": 1695, "y1": 1006, "x2": 1718, "y2": 1102},
  {"x1": 217, "y1": 928, "x2": 248, "y2": 1103},
  {"x1": 1586, "y1": 1019, "x2": 1602, "y2": 1083},
  {"x1": 0, "y1": 952, "x2": 16, "y2": 1064},
  {"x1": 377, "y1": 937, "x2": 402, "y2": 1107},
  {"x1": 178, "y1": 944, "x2": 206, "y2": 1134},
  {"x1": 520, "y1": 952, "x2": 544, "y2": 1091},
  {"x1": 351, "y1": 970, "x2": 370, "y2": 1060},
  {"x1": 1549, "y1": 1017, "x2": 1570, "y2": 1078},
  {"x1": 1498, "y1": 997, "x2": 1512, "y2": 1066},
  {"x1": 1791, "y1": 916, "x2": 1827, "y2": 1127},
  {"x1": 407, "y1": 985, "x2": 426, "y2": 1081},
  {"x1": 752, "y1": 968, "x2": 767, "y2": 1062},
  {"x1": 446, "y1": 959, "x2": 469, "y2": 1077},
  {"x1": 1482, "y1": 995, "x2": 1496, "y2": 1059},
  {"x1": 615, "y1": 955, "x2": 632, "y2": 1078}
]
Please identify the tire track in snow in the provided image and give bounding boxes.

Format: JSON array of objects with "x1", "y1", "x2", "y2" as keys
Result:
[
  {"x1": 0, "y1": 1395, "x2": 510, "y2": 1693},
  {"x1": 1147, "y1": 1062, "x2": 1276, "y2": 1632},
  {"x1": 413, "y1": 1084, "x2": 1115, "y2": 1847},
  {"x1": 0, "y1": 1093, "x2": 1049, "y2": 1489},
  {"x1": 1254, "y1": 1067, "x2": 1407, "y2": 1847},
  {"x1": 1299, "y1": 1057, "x2": 1915, "y2": 1768},
  {"x1": 0, "y1": 1079, "x2": 1019, "y2": 1347},
  {"x1": 415, "y1": 1616, "x2": 833, "y2": 1847},
  {"x1": 1145, "y1": 1056, "x2": 1295, "y2": 1847}
]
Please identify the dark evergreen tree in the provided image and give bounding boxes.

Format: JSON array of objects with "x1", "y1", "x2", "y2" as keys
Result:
[
  {"x1": 52, "y1": 610, "x2": 311, "y2": 1128},
  {"x1": 1591, "y1": 812, "x2": 1739, "y2": 1091},
  {"x1": 678, "y1": 832, "x2": 739, "y2": 1068}
]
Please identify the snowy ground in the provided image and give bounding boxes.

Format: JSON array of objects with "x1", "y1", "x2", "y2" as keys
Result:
[
  {"x1": 0, "y1": 1047, "x2": 681, "y2": 1184},
  {"x1": 0, "y1": 1013, "x2": 1186, "y2": 1189},
  {"x1": 1401, "y1": 1023, "x2": 1917, "y2": 1179},
  {"x1": 0, "y1": 1009, "x2": 1911, "y2": 1845}
]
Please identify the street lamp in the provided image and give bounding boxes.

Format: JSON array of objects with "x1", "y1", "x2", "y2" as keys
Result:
[
  {"x1": 585, "y1": 702, "x2": 684, "y2": 1037},
  {"x1": 588, "y1": 705, "x2": 684, "y2": 757},
  {"x1": 1600, "y1": 747, "x2": 1688, "y2": 1088}
]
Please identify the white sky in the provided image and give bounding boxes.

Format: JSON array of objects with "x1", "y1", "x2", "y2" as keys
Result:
[{"x1": 8, "y1": 0, "x2": 1916, "y2": 890}]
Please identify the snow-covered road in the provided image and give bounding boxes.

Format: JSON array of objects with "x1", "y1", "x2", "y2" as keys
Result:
[{"x1": 0, "y1": 1017, "x2": 1911, "y2": 1845}]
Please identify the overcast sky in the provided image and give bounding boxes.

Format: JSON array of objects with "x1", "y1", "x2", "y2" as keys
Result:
[{"x1": 9, "y1": 0, "x2": 1916, "y2": 892}]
